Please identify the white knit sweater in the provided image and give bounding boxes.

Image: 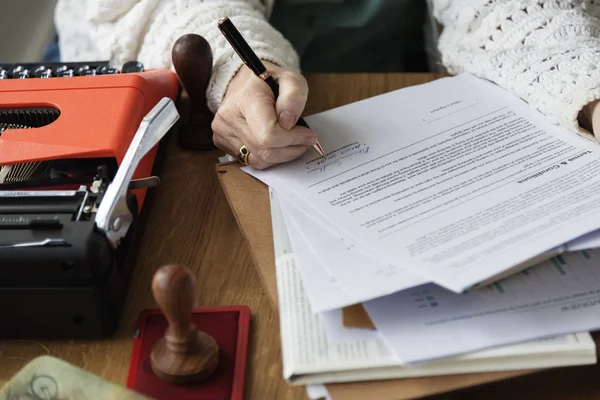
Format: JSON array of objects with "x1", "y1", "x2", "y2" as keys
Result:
[{"x1": 55, "y1": 0, "x2": 600, "y2": 141}]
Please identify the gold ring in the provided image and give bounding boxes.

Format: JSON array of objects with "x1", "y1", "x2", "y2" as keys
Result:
[{"x1": 238, "y1": 145, "x2": 250, "y2": 165}]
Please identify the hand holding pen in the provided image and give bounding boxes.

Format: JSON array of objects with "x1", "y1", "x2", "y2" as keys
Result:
[{"x1": 211, "y1": 16, "x2": 324, "y2": 169}]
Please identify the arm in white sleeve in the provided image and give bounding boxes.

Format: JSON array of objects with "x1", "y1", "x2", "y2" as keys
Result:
[
  {"x1": 431, "y1": 0, "x2": 600, "y2": 141},
  {"x1": 54, "y1": 0, "x2": 300, "y2": 113}
]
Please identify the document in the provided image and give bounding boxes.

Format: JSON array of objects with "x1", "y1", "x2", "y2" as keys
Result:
[
  {"x1": 270, "y1": 189, "x2": 597, "y2": 385},
  {"x1": 363, "y1": 249, "x2": 600, "y2": 364},
  {"x1": 270, "y1": 189, "x2": 351, "y2": 312},
  {"x1": 278, "y1": 187, "x2": 600, "y2": 308},
  {"x1": 279, "y1": 191, "x2": 427, "y2": 311},
  {"x1": 566, "y1": 229, "x2": 600, "y2": 252},
  {"x1": 246, "y1": 73, "x2": 600, "y2": 292}
]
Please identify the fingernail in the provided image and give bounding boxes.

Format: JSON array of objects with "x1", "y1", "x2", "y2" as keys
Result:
[{"x1": 279, "y1": 111, "x2": 297, "y2": 130}]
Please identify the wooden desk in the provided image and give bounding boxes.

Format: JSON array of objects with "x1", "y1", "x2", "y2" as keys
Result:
[{"x1": 1, "y1": 73, "x2": 600, "y2": 400}]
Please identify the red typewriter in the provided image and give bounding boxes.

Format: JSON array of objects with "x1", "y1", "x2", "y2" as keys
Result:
[{"x1": 0, "y1": 34, "x2": 215, "y2": 339}]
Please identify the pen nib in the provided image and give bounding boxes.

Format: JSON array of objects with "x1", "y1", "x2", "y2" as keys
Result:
[{"x1": 313, "y1": 142, "x2": 325, "y2": 157}]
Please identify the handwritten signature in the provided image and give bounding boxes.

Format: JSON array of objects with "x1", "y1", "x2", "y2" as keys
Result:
[{"x1": 308, "y1": 142, "x2": 370, "y2": 174}]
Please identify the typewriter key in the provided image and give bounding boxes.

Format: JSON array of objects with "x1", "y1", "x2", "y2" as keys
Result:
[
  {"x1": 15, "y1": 70, "x2": 30, "y2": 79},
  {"x1": 77, "y1": 65, "x2": 91, "y2": 75},
  {"x1": 97, "y1": 66, "x2": 120, "y2": 75},
  {"x1": 122, "y1": 61, "x2": 144, "y2": 73},
  {"x1": 11, "y1": 65, "x2": 25, "y2": 74},
  {"x1": 33, "y1": 66, "x2": 52, "y2": 78},
  {"x1": 57, "y1": 69, "x2": 74, "y2": 78},
  {"x1": 0, "y1": 69, "x2": 8, "y2": 79},
  {"x1": 11, "y1": 66, "x2": 29, "y2": 78},
  {"x1": 80, "y1": 69, "x2": 97, "y2": 76},
  {"x1": 55, "y1": 65, "x2": 68, "y2": 73},
  {"x1": 37, "y1": 69, "x2": 53, "y2": 78}
]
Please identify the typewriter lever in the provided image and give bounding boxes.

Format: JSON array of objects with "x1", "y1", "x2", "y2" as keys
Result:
[{"x1": 95, "y1": 98, "x2": 179, "y2": 248}]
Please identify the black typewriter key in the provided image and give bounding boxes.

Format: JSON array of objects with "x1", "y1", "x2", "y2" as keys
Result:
[
  {"x1": 57, "y1": 69, "x2": 74, "y2": 77},
  {"x1": 37, "y1": 69, "x2": 53, "y2": 78},
  {"x1": 33, "y1": 66, "x2": 52, "y2": 78},
  {"x1": 80, "y1": 69, "x2": 97, "y2": 76},
  {"x1": 55, "y1": 65, "x2": 69, "y2": 73},
  {"x1": 11, "y1": 65, "x2": 25, "y2": 75},
  {"x1": 97, "y1": 65, "x2": 120, "y2": 75},
  {"x1": 15, "y1": 70, "x2": 30, "y2": 79},
  {"x1": 76, "y1": 65, "x2": 91, "y2": 75},
  {"x1": 122, "y1": 61, "x2": 144, "y2": 73},
  {"x1": 11, "y1": 66, "x2": 30, "y2": 78},
  {"x1": 0, "y1": 68, "x2": 9, "y2": 79}
]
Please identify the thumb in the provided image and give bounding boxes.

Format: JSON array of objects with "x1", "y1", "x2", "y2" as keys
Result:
[{"x1": 273, "y1": 70, "x2": 309, "y2": 131}]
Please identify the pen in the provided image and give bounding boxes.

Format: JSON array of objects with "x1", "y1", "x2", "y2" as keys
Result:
[{"x1": 217, "y1": 16, "x2": 325, "y2": 157}]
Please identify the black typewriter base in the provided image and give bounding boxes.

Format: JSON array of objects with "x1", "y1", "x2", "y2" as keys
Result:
[
  {"x1": 0, "y1": 269, "x2": 124, "y2": 339},
  {"x1": 0, "y1": 192, "x2": 142, "y2": 339}
]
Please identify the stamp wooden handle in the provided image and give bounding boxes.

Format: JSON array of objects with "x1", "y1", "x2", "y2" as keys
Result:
[
  {"x1": 152, "y1": 264, "x2": 195, "y2": 348},
  {"x1": 172, "y1": 34, "x2": 215, "y2": 151},
  {"x1": 150, "y1": 264, "x2": 219, "y2": 384}
]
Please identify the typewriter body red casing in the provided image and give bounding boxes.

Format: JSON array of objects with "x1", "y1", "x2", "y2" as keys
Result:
[{"x1": 0, "y1": 67, "x2": 180, "y2": 205}]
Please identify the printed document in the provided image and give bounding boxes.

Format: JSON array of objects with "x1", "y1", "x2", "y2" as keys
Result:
[
  {"x1": 566, "y1": 229, "x2": 600, "y2": 252},
  {"x1": 279, "y1": 191, "x2": 427, "y2": 311},
  {"x1": 246, "y1": 73, "x2": 600, "y2": 292},
  {"x1": 277, "y1": 187, "x2": 600, "y2": 308},
  {"x1": 363, "y1": 249, "x2": 600, "y2": 364},
  {"x1": 270, "y1": 188, "x2": 350, "y2": 312},
  {"x1": 270, "y1": 189, "x2": 597, "y2": 384}
]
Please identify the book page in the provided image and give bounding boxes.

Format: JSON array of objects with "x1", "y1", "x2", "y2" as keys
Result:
[
  {"x1": 275, "y1": 253, "x2": 396, "y2": 378},
  {"x1": 248, "y1": 74, "x2": 600, "y2": 293},
  {"x1": 364, "y1": 249, "x2": 600, "y2": 364}
]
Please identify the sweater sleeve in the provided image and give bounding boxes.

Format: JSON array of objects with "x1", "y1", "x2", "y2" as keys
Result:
[
  {"x1": 430, "y1": 0, "x2": 600, "y2": 141},
  {"x1": 54, "y1": 0, "x2": 300, "y2": 113}
]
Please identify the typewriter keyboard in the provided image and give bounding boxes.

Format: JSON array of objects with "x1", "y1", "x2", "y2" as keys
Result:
[{"x1": 0, "y1": 61, "x2": 144, "y2": 79}]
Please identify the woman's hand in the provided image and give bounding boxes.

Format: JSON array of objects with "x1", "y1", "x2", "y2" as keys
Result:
[
  {"x1": 579, "y1": 100, "x2": 600, "y2": 141},
  {"x1": 211, "y1": 62, "x2": 316, "y2": 169}
]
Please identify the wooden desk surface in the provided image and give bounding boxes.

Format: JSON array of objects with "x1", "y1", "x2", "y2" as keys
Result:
[{"x1": 2, "y1": 73, "x2": 600, "y2": 400}]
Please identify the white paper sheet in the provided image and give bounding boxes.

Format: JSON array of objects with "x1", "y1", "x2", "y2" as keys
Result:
[
  {"x1": 363, "y1": 249, "x2": 600, "y2": 364},
  {"x1": 279, "y1": 192, "x2": 427, "y2": 311},
  {"x1": 306, "y1": 385, "x2": 331, "y2": 400},
  {"x1": 271, "y1": 189, "x2": 352, "y2": 312},
  {"x1": 278, "y1": 186, "x2": 598, "y2": 310},
  {"x1": 566, "y1": 229, "x2": 600, "y2": 251},
  {"x1": 246, "y1": 73, "x2": 600, "y2": 293}
]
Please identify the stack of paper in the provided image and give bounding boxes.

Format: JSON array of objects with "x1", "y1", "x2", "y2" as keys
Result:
[{"x1": 244, "y1": 74, "x2": 600, "y2": 385}]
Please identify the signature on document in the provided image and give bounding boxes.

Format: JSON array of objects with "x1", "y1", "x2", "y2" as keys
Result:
[{"x1": 307, "y1": 142, "x2": 370, "y2": 174}]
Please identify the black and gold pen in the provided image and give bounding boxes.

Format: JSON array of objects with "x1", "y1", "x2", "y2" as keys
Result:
[{"x1": 217, "y1": 16, "x2": 325, "y2": 157}]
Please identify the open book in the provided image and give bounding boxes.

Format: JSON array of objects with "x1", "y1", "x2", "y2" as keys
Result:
[{"x1": 270, "y1": 188, "x2": 597, "y2": 385}]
